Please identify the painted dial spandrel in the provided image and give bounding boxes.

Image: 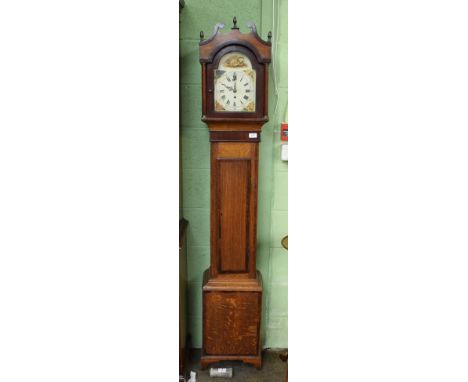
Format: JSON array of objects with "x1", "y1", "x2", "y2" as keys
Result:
[{"x1": 214, "y1": 52, "x2": 256, "y2": 112}]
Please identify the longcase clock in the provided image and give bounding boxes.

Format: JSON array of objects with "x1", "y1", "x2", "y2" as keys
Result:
[{"x1": 199, "y1": 18, "x2": 271, "y2": 370}]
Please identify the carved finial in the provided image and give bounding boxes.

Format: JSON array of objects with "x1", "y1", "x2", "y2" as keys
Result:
[
  {"x1": 247, "y1": 22, "x2": 257, "y2": 35},
  {"x1": 268, "y1": 31, "x2": 272, "y2": 42},
  {"x1": 199, "y1": 23, "x2": 224, "y2": 45},
  {"x1": 232, "y1": 16, "x2": 239, "y2": 30}
]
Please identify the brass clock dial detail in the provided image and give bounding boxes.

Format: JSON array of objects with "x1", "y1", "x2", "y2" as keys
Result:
[{"x1": 214, "y1": 53, "x2": 256, "y2": 112}]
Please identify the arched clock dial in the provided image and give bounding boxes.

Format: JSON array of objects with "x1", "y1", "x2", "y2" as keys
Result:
[{"x1": 214, "y1": 52, "x2": 256, "y2": 112}]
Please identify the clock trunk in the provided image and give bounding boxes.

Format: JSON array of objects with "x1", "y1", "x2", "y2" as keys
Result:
[{"x1": 210, "y1": 141, "x2": 258, "y2": 279}]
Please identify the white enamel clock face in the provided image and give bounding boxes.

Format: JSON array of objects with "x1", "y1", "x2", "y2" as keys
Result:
[{"x1": 214, "y1": 52, "x2": 256, "y2": 112}]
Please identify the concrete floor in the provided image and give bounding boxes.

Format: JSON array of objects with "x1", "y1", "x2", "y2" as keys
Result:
[{"x1": 185, "y1": 349, "x2": 287, "y2": 382}]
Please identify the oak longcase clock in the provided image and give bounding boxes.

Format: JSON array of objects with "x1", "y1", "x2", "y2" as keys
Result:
[{"x1": 199, "y1": 17, "x2": 271, "y2": 370}]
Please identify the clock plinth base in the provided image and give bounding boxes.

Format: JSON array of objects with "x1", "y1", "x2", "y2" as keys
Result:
[
  {"x1": 200, "y1": 353, "x2": 262, "y2": 370},
  {"x1": 202, "y1": 269, "x2": 263, "y2": 370}
]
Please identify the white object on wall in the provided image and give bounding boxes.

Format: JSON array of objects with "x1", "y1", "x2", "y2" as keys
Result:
[{"x1": 281, "y1": 143, "x2": 288, "y2": 161}]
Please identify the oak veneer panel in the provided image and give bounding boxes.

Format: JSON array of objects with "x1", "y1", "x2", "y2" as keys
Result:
[
  {"x1": 204, "y1": 291, "x2": 261, "y2": 356},
  {"x1": 217, "y1": 159, "x2": 250, "y2": 273},
  {"x1": 216, "y1": 142, "x2": 254, "y2": 158}
]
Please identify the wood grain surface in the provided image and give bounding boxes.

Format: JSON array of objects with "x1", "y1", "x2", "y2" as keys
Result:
[{"x1": 204, "y1": 291, "x2": 260, "y2": 355}]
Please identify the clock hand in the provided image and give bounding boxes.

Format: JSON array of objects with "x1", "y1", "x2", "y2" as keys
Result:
[
  {"x1": 233, "y1": 72, "x2": 237, "y2": 93},
  {"x1": 221, "y1": 83, "x2": 234, "y2": 91}
]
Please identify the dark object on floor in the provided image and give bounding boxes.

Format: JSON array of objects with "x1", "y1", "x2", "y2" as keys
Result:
[
  {"x1": 187, "y1": 349, "x2": 287, "y2": 382},
  {"x1": 279, "y1": 352, "x2": 288, "y2": 382}
]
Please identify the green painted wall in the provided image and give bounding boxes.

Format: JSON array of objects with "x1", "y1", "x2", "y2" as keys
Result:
[{"x1": 180, "y1": 0, "x2": 288, "y2": 349}]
